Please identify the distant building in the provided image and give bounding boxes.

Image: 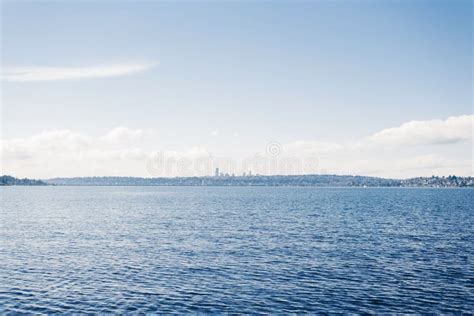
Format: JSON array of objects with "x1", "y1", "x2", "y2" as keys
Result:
[{"x1": 215, "y1": 168, "x2": 220, "y2": 177}]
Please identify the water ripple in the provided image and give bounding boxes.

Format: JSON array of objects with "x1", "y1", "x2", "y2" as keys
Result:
[{"x1": 0, "y1": 187, "x2": 473, "y2": 313}]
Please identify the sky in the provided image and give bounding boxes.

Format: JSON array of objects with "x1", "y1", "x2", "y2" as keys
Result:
[{"x1": 0, "y1": 0, "x2": 472, "y2": 179}]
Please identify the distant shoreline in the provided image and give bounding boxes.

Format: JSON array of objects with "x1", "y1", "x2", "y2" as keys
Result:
[
  {"x1": 2, "y1": 175, "x2": 473, "y2": 188},
  {"x1": 5, "y1": 185, "x2": 472, "y2": 189}
]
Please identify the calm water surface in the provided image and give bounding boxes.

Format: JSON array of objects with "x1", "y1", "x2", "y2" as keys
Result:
[{"x1": 1, "y1": 186, "x2": 473, "y2": 313}]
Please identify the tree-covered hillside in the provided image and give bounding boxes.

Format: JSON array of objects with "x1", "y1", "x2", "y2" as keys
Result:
[{"x1": 0, "y1": 175, "x2": 47, "y2": 186}]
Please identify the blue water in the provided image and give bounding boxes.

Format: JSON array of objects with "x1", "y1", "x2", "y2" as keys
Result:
[{"x1": 0, "y1": 186, "x2": 473, "y2": 313}]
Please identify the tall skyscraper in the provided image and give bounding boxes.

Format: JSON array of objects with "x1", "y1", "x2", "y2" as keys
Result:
[{"x1": 215, "y1": 168, "x2": 220, "y2": 177}]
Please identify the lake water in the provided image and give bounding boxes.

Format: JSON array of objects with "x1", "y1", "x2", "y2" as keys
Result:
[{"x1": 1, "y1": 186, "x2": 473, "y2": 313}]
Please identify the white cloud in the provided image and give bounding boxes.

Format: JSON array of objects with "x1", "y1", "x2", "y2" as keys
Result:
[
  {"x1": 0, "y1": 128, "x2": 154, "y2": 177},
  {"x1": 279, "y1": 115, "x2": 473, "y2": 177},
  {"x1": 0, "y1": 127, "x2": 214, "y2": 178},
  {"x1": 1, "y1": 130, "x2": 90, "y2": 160},
  {"x1": 369, "y1": 115, "x2": 473, "y2": 146},
  {"x1": 100, "y1": 127, "x2": 144, "y2": 144},
  {"x1": 1, "y1": 63, "x2": 156, "y2": 82}
]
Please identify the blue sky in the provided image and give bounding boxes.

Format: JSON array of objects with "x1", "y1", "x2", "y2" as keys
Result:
[{"x1": 1, "y1": 0, "x2": 472, "y2": 178}]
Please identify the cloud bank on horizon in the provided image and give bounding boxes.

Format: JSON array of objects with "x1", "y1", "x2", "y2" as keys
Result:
[
  {"x1": 1, "y1": 63, "x2": 156, "y2": 82},
  {"x1": 1, "y1": 115, "x2": 472, "y2": 179}
]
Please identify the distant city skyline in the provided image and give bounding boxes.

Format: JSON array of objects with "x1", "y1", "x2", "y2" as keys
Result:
[{"x1": 1, "y1": 1, "x2": 472, "y2": 178}]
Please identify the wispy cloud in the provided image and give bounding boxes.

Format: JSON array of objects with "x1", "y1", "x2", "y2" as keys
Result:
[{"x1": 1, "y1": 63, "x2": 156, "y2": 82}]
